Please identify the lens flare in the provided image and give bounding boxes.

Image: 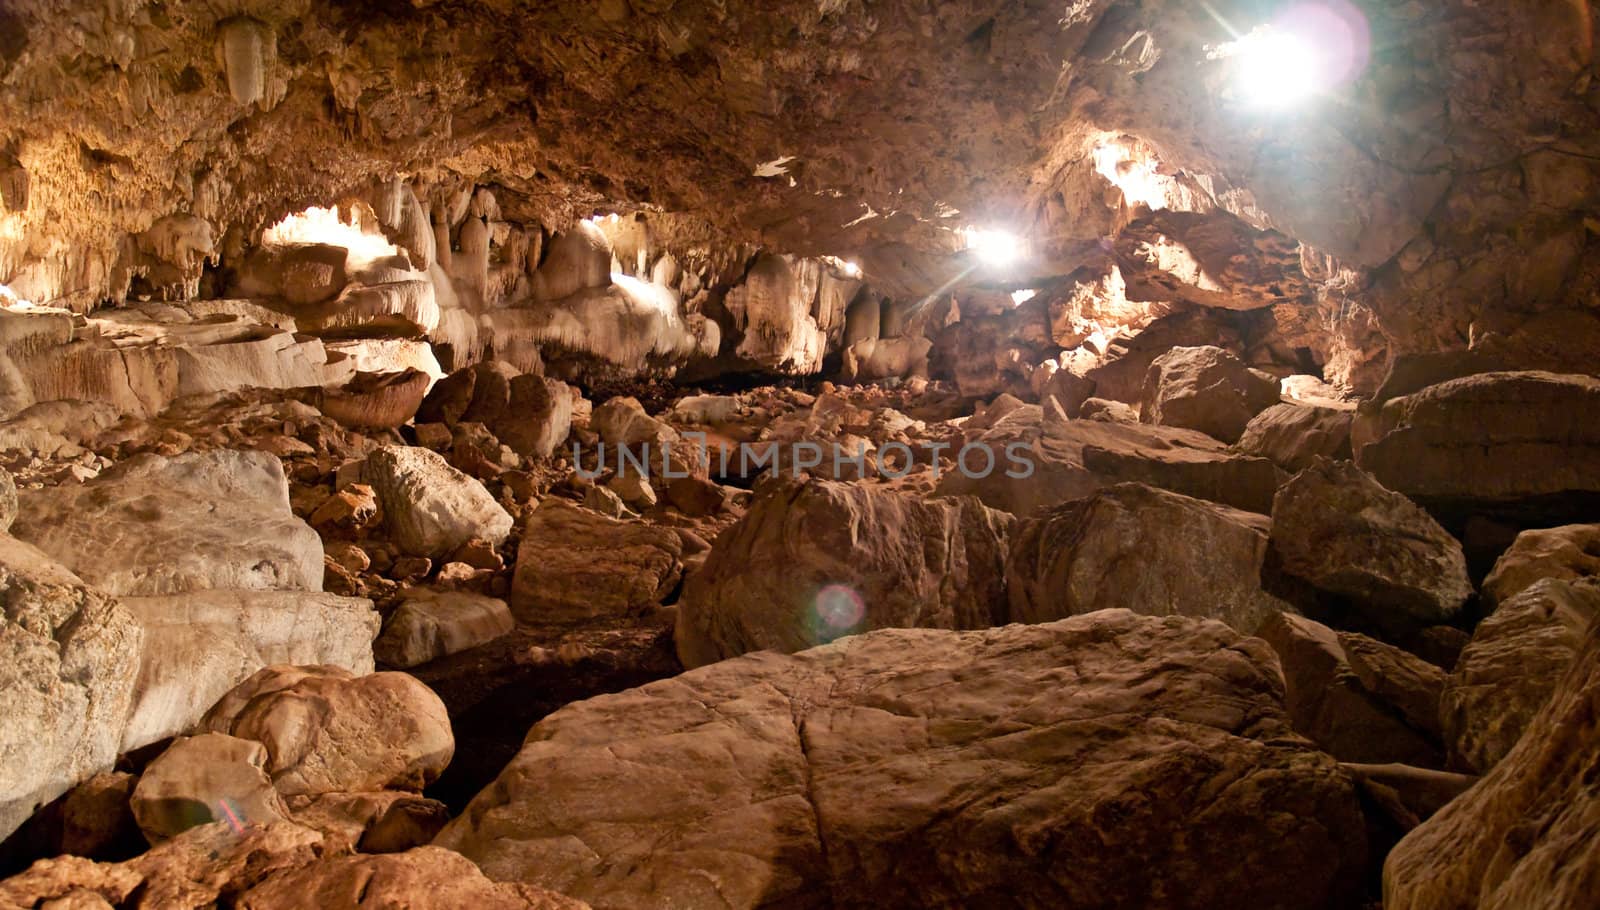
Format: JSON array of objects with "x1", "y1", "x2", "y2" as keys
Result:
[{"x1": 812, "y1": 584, "x2": 865, "y2": 640}]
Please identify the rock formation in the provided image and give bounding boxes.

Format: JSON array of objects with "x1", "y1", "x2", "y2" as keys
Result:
[{"x1": 0, "y1": 0, "x2": 1597, "y2": 904}]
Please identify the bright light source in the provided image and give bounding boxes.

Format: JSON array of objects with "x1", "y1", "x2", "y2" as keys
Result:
[
  {"x1": 821, "y1": 255, "x2": 863, "y2": 279},
  {"x1": 1217, "y1": 3, "x2": 1372, "y2": 111},
  {"x1": 963, "y1": 228, "x2": 1024, "y2": 268},
  {"x1": 1011, "y1": 289, "x2": 1038, "y2": 305},
  {"x1": 1234, "y1": 27, "x2": 1320, "y2": 108}
]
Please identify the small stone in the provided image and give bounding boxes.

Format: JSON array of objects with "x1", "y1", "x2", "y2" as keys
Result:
[
  {"x1": 608, "y1": 472, "x2": 658, "y2": 509},
  {"x1": 324, "y1": 541, "x2": 372, "y2": 574},
  {"x1": 391, "y1": 556, "x2": 432, "y2": 581},
  {"x1": 584, "y1": 484, "x2": 629, "y2": 518},
  {"x1": 451, "y1": 538, "x2": 503, "y2": 571},
  {"x1": 413, "y1": 423, "x2": 453, "y2": 451},
  {"x1": 309, "y1": 483, "x2": 382, "y2": 538},
  {"x1": 665, "y1": 475, "x2": 726, "y2": 517}
]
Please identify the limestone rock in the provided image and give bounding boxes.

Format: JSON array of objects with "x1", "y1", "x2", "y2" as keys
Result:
[
  {"x1": 1235, "y1": 403, "x2": 1354, "y2": 472},
  {"x1": 509, "y1": 500, "x2": 681, "y2": 624},
  {"x1": 309, "y1": 369, "x2": 430, "y2": 431},
  {"x1": 375, "y1": 590, "x2": 514, "y2": 669},
  {"x1": 284, "y1": 791, "x2": 450, "y2": 854},
  {"x1": 1354, "y1": 371, "x2": 1600, "y2": 521},
  {"x1": 118, "y1": 590, "x2": 379, "y2": 751},
  {"x1": 438, "y1": 611, "x2": 1367, "y2": 909},
  {"x1": 235, "y1": 847, "x2": 589, "y2": 910},
  {"x1": 582, "y1": 484, "x2": 628, "y2": 518},
  {"x1": 1256, "y1": 612, "x2": 1446, "y2": 767},
  {"x1": 12, "y1": 450, "x2": 324, "y2": 596},
  {"x1": 1439, "y1": 579, "x2": 1600, "y2": 773},
  {"x1": 130, "y1": 733, "x2": 290, "y2": 841},
  {"x1": 1140, "y1": 345, "x2": 1282, "y2": 444},
  {"x1": 0, "y1": 821, "x2": 326, "y2": 910},
  {"x1": 1269, "y1": 459, "x2": 1471, "y2": 628},
  {"x1": 0, "y1": 535, "x2": 142, "y2": 842},
  {"x1": 308, "y1": 484, "x2": 381, "y2": 539},
  {"x1": 199, "y1": 666, "x2": 453, "y2": 797},
  {"x1": 678, "y1": 479, "x2": 1012, "y2": 668},
  {"x1": 496, "y1": 375, "x2": 575, "y2": 459},
  {"x1": 364, "y1": 446, "x2": 513, "y2": 559},
  {"x1": 1384, "y1": 608, "x2": 1600, "y2": 910},
  {"x1": 0, "y1": 466, "x2": 15, "y2": 532},
  {"x1": 1006, "y1": 483, "x2": 1286, "y2": 634},
  {"x1": 1481, "y1": 523, "x2": 1600, "y2": 608},
  {"x1": 937, "y1": 401, "x2": 1283, "y2": 516}
]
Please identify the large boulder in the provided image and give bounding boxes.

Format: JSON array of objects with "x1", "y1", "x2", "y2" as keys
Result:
[
  {"x1": 118, "y1": 591, "x2": 380, "y2": 751},
  {"x1": 1439, "y1": 578, "x2": 1600, "y2": 773},
  {"x1": 11, "y1": 450, "x2": 324, "y2": 596},
  {"x1": 199, "y1": 666, "x2": 453, "y2": 797},
  {"x1": 416, "y1": 363, "x2": 574, "y2": 460},
  {"x1": 375, "y1": 590, "x2": 515, "y2": 669},
  {"x1": 1234, "y1": 403, "x2": 1354, "y2": 472},
  {"x1": 677, "y1": 479, "x2": 1013, "y2": 668},
  {"x1": 0, "y1": 535, "x2": 142, "y2": 841},
  {"x1": 497, "y1": 375, "x2": 575, "y2": 459},
  {"x1": 1481, "y1": 523, "x2": 1600, "y2": 608},
  {"x1": 1269, "y1": 459, "x2": 1472, "y2": 630},
  {"x1": 1354, "y1": 371, "x2": 1600, "y2": 522},
  {"x1": 1256, "y1": 612, "x2": 1446, "y2": 767},
  {"x1": 936, "y1": 401, "x2": 1284, "y2": 516},
  {"x1": 437, "y1": 611, "x2": 1368, "y2": 909},
  {"x1": 1140, "y1": 345, "x2": 1282, "y2": 444},
  {"x1": 508, "y1": 500, "x2": 682, "y2": 624},
  {"x1": 130, "y1": 733, "x2": 290, "y2": 841},
  {"x1": 364, "y1": 446, "x2": 513, "y2": 559},
  {"x1": 1384, "y1": 610, "x2": 1600, "y2": 910},
  {"x1": 1006, "y1": 482, "x2": 1286, "y2": 634}
]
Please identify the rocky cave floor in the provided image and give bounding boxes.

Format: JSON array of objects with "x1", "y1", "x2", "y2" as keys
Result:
[{"x1": 0, "y1": 337, "x2": 1597, "y2": 909}]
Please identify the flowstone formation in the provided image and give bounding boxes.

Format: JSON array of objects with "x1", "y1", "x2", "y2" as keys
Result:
[{"x1": 0, "y1": 0, "x2": 1598, "y2": 907}]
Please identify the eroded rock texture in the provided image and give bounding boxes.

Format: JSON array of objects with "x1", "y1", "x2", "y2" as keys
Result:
[
  {"x1": 1386, "y1": 612, "x2": 1600, "y2": 910},
  {"x1": 677, "y1": 478, "x2": 1012, "y2": 667},
  {"x1": 439, "y1": 611, "x2": 1367, "y2": 910}
]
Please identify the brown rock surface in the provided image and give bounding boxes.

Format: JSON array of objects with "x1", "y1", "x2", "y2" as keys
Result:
[
  {"x1": 1385, "y1": 611, "x2": 1600, "y2": 910},
  {"x1": 937, "y1": 401, "x2": 1283, "y2": 517},
  {"x1": 438, "y1": 611, "x2": 1367, "y2": 909},
  {"x1": 235, "y1": 847, "x2": 588, "y2": 910},
  {"x1": 1234, "y1": 403, "x2": 1353, "y2": 472},
  {"x1": 677, "y1": 478, "x2": 1012, "y2": 668},
  {"x1": 129, "y1": 733, "x2": 290, "y2": 841},
  {"x1": 1006, "y1": 482, "x2": 1286, "y2": 633},
  {"x1": 509, "y1": 500, "x2": 682, "y2": 624},
  {"x1": 1355, "y1": 372, "x2": 1600, "y2": 521},
  {"x1": 1481, "y1": 523, "x2": 1600, "y2": 608},
  {"x1": 1269, "y1": 459, "x2": 1471, "y2": 629},
  {"x1": 1439, "y1": 578, "x2": 1600, "y2": 774},
  {"x1": 199, "y1": 666, "x2": 453, "y2": 797},
  {"x1": 1140, "y1": 345, "x2": 1282, "y2": 444},
  {"x1": 1256, "y1": 612, "x2": 1445, "y2": 767}
]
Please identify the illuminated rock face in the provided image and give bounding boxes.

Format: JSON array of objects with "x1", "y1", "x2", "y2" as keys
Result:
[
  {"x1": 439, "y1": 611, "x2": 1368, "y2": 909},
  {"x1": 675, "y1": 478, "x2": 1012, "y2": 668}
]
